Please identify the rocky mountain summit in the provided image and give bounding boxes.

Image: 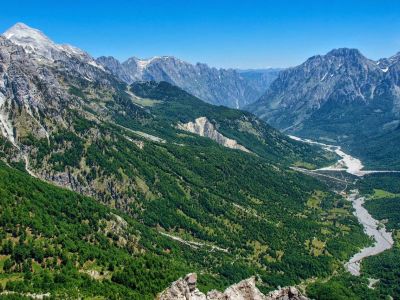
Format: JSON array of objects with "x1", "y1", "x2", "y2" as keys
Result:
[
  {"x1": 249, "y1": 48, "x2": 387, "y2": 129},
  {"x1": 2, "y1": 22, "x2": 122, "y2": 102},
  {"x1": 0, "y1": 23, "x2": 135, "y2": 147},
  {"x1": 158, "y1": 273, "x2": 309, "y2": 300},
  {"x1": 97, "y1": 55, "x2": 279, "y2": 108},
  {"x1": 2, "y1": 23, "x2": 279, "y2": 110},
  {"x1": 247, "y1": 47, "x2": 400, "y2": 168},
  {"x1": 4, "y1": 23, "x2": 104, "y2": 71}
]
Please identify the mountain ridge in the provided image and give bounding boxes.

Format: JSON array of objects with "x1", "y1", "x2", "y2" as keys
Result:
[
  {"x1": 4, "y1": 22, "x2": 104, "y2": 70},
  {"x1": 0, "y1": 22, "x2": 385, "y2": 299},
  {"x1": 97, "y1": 55, "x2": 280, "y2": 108},
  {"x1": 247, "y1": 47, "x2": 400, "y2": 168},
  {"x1": 2, "y1": 22, "x2": 280, "y2": 109}
]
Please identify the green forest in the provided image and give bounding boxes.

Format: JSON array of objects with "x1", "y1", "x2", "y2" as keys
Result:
[
  {"x1": 0, "y1": 81, "x2": 372, "y2": 299},
  {"x1": 306, "y1": 173, "x2": 400, "y2": 299}
]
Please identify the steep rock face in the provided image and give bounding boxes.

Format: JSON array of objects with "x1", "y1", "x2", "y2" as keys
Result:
[
  {"x1": 0, "y1": 23, "x2": 151, "y2": 206},
  {"x1": 382, "y1": 53, "x2": 400, "y2": 111},
  {"x1": 238, "y1": 69, "x2": 281, "y2": 97},
  {"x1": 0, "y1": 35, "x2": 67, "y2": 144},
  {"x1": 141, "y1": 58, "x2": 250, "y2": 109},
  {"x1": 158, "y1": 273, "x2": 309, "y2": 300},
  {"x1": 96, "y1": 56, "x2": 132, "y2": 83},
  {"x1": 249, "y1": 48, "x2": 385, "y2": 129},
  {"x1": 177, "y1": 117, "x2": 251, "y2": 153},
  {"x1": 97, "y1": 55, "x2": 278, "y2": 108},
  {"x1": 0, "y1": 23, "x2": 138, "y2": 146}
]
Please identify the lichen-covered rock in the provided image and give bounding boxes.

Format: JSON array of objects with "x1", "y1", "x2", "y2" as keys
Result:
[{"x1": 158, "y1": 273, "x2": 309, "y2": 300}]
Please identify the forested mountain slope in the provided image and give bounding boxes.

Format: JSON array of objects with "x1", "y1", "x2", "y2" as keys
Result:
[
  {"x1": 0, "y1": 23, "x2": 371, "y2": 298},
  {"x1": 0, "y1": 162, "x2": 192, "y2": 299},
  {"x1": 0, "y1": 148, "x2": 369, "y2": 299}
]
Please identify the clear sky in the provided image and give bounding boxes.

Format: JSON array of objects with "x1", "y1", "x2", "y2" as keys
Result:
[{"x1": 1, "y1": 0, "x2": 400, "y2": 69}]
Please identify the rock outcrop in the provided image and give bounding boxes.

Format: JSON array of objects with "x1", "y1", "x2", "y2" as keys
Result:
[
  {"x1": 0, "y1": 34, "x2": 63, "y2": 144},
  {"x1": 158, "y1": 273, "x2": 309, "y2": 300},
  {"x1": 177, "y1": 117, "x2": 251, "y2": 153}
]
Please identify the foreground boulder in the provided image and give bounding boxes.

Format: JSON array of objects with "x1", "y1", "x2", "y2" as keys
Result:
[{"x1": 158, "y1": 273, "x2": 309, "y2": 300}]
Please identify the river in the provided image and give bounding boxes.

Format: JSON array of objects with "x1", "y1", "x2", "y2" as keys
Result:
[
  {"x1": 289, "y1": 135, "x2": 395, "y2": 276},
  {"x1": 344, "y1": 190, "x2": 394, "y2": 275}
]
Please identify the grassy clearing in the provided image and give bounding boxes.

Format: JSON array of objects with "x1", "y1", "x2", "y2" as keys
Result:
[
  {"x1": 0, "y1": 256, "x2": 9, "y2": 272},
  {"x1": 307, "y1": 190, "x2": 326, "y2": 209},
  {"x1": 310, "y1": 238, "x2": 326, "y2": 256},
  {"x1": 0, "y1": 273, "x2": 23, "y2": 288},
  {"x1": 32, "y1": 261, "x2": 42, "y2": 273},
  {"x1": 293, "y1": 161, "x2": 316, "y2": 170},
  {"x1": 369, "y1": 189, "x2": 400, "y2": 200}
]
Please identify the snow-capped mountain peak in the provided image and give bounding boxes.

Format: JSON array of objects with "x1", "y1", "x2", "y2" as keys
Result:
[
  {"x1": 3, "y1": 22, "x2": 104, "y2": 70},
  {"x1": 127, "y1": 56, "x2": 183, "y2": 71},
  {"x1": 3, "y1": 22, "x2": 58, "y2": 60},
  {"x1": 136, "y1": 56, "x2": 161, "y2": 70}
]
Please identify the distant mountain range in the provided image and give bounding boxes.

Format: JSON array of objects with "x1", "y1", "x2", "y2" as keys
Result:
[
  {"x1": 0, "y1": 22, "x2": 364, "y2": 299},
  {"x1": 96, "y1": 56, "x2": 280, "y2": 109},
  {"x1": 248, "y1": 48, "x2": 400, "y2": 169},
  {"x1": 3, "y1": 22, "x2": 280, "y2": 111}
]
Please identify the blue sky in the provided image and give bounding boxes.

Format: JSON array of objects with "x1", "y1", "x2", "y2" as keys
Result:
[{"x1": 1, "y1": 0, "x2": 400, "y2": 68}]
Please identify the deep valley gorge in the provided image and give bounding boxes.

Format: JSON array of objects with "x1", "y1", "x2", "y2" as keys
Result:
[{"x1": 0, "y1": 17, "x2": 400, "y2": 300}]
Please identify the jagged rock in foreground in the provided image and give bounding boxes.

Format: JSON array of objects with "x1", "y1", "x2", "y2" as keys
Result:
[{"x1": 158, "y1": 273, "x2": 309, "y2": 300}]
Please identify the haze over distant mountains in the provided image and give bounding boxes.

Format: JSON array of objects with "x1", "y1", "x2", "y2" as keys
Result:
[{"x1": 96, "y1": 56, "x2": 280, "y2": 109}]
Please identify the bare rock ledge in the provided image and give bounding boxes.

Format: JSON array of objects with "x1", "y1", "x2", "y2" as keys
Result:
[
  {"x1": 177, "y1": 117, "x2": 251, "y2": 153},
  {"x1": 157, "y1": 273, "x2": 309, "y2": 300}
]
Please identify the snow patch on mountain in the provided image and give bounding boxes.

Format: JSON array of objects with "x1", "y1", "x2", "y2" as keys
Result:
[{"x1": 136, "y1": 56, "x2": 162, "y2": 70}]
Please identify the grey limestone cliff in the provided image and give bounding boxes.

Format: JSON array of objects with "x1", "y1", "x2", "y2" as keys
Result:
[{"x1": 158, "y1": 273, "x2": 309, "y2": 300}]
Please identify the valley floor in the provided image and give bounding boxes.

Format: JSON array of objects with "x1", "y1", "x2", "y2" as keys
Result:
[{"x1": 290, "y1": 136, "x2": 400, "y2": 299}]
